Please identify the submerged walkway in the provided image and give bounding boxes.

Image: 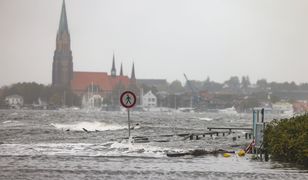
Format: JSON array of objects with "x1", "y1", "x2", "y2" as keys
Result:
[{"x1": 207, "y1": 127, "x2": 252, "y2": 131}]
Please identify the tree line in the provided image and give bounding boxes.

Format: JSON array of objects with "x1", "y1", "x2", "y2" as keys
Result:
[{"x1": 0, "y1": 82, "x2": 81, "y2": 107}]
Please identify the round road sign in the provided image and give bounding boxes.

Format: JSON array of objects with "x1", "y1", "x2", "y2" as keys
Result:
[{"x1": 120, "y1": 91, "x2": 137, "y2": 108}]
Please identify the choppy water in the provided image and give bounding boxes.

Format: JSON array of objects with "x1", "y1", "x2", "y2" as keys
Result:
[{"x1": 0, "y1": 109, "x2": 307, "y2": 180}]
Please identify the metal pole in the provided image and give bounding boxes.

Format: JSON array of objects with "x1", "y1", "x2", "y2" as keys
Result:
[
  {"x1": 174, "y1": 95, "x2": 177, "y2": 109},
  {"x1": 253, "y1": 109, "x2": 256, "y2": 139},
  {"x1": 128, "y1": 109, "x2": 131, "y2": 138},
  {"x1": 261, "y1": 108, "x2": 264, "y2": 123}
]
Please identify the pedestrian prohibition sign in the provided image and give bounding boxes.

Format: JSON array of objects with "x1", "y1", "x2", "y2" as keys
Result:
[
  {"x1": 120, "y1": 91, "x2": 136, "y2": 138},
  {"x1": 120, "y1": 91, "x2": 137, "y2": 109}
]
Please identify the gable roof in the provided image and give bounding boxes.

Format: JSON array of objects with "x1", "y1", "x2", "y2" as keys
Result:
[{"x1": 144, "y1": 90, "x2": 156, "y2": 98}]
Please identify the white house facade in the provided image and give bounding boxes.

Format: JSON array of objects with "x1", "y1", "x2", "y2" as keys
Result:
[
  {"x1": 5, "y1": 95, "x2": 24, "y2": 108},
  {"x1": 142, "y1": 91, "x2": 157, "y2": 108}
]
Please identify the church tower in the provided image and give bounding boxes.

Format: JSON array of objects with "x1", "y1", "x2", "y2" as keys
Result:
[
  {"x1": 131, "y1": 62, "x2": 136, "y2": 80},
  {"x1": 52, "y1": 0, "x2": 73, "y2": 88},
  {"x1": 130, "y1": 62, "x2": 136, "y2": 85},
  {"x1": 111, "y1": 53, "x2": 117, "y2": 77},
  {"x1": 119, "y1": 63, "x2": 123, "y2": 76}
]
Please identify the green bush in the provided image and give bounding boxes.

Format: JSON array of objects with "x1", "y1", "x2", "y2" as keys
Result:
[{"x1": 264, "y1": 114, "x2": 308, "y2": 167}]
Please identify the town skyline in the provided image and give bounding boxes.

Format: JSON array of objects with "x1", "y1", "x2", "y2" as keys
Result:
[{"x1": 1, "y1": 0, "x2": 308, "y2": 87}]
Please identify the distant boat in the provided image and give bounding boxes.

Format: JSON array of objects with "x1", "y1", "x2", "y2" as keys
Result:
[{"x1": 218, "y1": 106, "x2": 238, "y2": 115}]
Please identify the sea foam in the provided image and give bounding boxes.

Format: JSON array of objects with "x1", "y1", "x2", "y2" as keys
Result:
[{"x1": 51, "y1": 121, "x2": 126, "y2": 131}]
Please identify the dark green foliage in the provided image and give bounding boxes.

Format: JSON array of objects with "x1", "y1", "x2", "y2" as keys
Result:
[
  {"x1": 237, "y1": 98, "x2": 261, "y2": 111},
  {"x1": 224, "y1": 76, "x2": 240, "y2": 89},
  {"x1": 169, "y1": 80, "x2": 185, "y2": 93},
  {"x1": 0, "y1": 82, "x2": 81, "y2": 107},
  {"x1": 241, "y1": 76, "x2": 251, "y2": 90},
  {"x1": 141, "y1": 84, "x2": 158, "y2": 95},
  {"x1": 1, "y1": 82, "x2": 44, "y2": 104},
  {"x1": 264, "y1": 115, "x2": 308, "y2": 167}
]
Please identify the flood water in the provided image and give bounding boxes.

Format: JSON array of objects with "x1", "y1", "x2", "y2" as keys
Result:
[{"x1": 0, "y1": 109, "x2": 307, "y2": 180}]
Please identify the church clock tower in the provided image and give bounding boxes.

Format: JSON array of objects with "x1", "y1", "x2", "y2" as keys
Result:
[{"x1": 52, "y1": 0, "x2": 73, "y2": 88}]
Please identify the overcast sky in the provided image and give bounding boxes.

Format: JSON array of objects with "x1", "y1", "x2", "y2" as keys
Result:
[{"x1": 1, "y1": 0, "x2": 308, "y2": 86}]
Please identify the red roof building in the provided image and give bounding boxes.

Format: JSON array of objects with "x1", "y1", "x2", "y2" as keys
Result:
[{"x1": 71, "y1": 71, "x2": 132, "y2": 96}]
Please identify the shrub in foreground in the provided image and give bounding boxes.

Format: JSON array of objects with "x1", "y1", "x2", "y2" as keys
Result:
[{"x1": 264, "y1": 114, "x2": 308, "y2": 167}]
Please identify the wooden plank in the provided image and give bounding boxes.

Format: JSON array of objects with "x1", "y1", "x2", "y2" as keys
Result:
[
  {"x1": 191, "y1": 131, "x2": 229, "y2": 136},
  {"x1": 207, "y1": 127, "x2": 252, "y2": 131},
  {"x1": 126, "y1": 130, "x2": 233, "y2": 142}
]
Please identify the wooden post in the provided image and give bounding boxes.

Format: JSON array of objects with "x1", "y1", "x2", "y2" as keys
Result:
[{"x1": 261, "y1": 108, "x2": 264, "y2": 123}]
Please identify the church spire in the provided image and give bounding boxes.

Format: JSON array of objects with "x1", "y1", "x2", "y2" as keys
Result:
[
  {"x1": 120, "y1": 63, "x2": 123, "y2": 76},
  {"x1": 58, "y1": 0, "x2": 69, "y2": 34},
  {"x1": 111, "y1": 53, "x2": 116, "y2": 77},
  {"x1": 52, "y1": 0, "x2": 73, "y2": 88},
  {"x1": 131, "y1": 62, "x2": 136, "y2": 80}
]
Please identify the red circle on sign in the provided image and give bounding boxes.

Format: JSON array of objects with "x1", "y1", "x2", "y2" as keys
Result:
[{"x1": 120, "y1": 91, "x2": 137, "y2": 108}]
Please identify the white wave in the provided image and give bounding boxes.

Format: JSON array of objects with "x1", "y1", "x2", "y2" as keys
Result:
[
  {"x1": 2, "y1": 120, "x2": 22, "y2": 125},
  {"x1": 51, "y1": 121, "x2": 126, "y2": 131},
  {"x1": 132, "y1": 124, "x2": 141, "y2": 129},
  {"x1": 0, "y1": 143, "x2": 107, "y2": 156},
  {"x1": 199, "y1": 117, "x2": 213, "y2": 121},
  {"x1": 108, "y1": 141, "x2": 178, "y2": 157},
  {"x1": 0, "y1": 142, "x2": 178, "y2": 158},
  {"x1": 9, "y1": 112, "x2": 18, "y2": 116},
  {"x1": 2, "y1": 120, "x2": 13, "y2": 124}
]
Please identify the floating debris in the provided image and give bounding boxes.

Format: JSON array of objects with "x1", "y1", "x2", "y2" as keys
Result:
[
  {"x1": 82, "y1": 128, "x2": 89, "y2": 133},
  {"x1": 167, "y1": 149, "x2": 235, "y2": 157},
  {"x1": 223, "y1": 153, "x2": 231, "y2": 157}
]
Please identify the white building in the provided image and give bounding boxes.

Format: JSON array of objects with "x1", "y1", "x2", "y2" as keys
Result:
[
  {"x1": 272, "y1": 101, "x2": 293, "y2": 116},
  {"x1": 142, "y1": 91, "x2": 157, "y2": 108},
  {"x1": 5, "y1": 95, "x2": 24, "y2": 108}
]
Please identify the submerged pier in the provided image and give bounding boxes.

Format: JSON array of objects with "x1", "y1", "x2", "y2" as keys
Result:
[
  {"x1": 127, "y1": 126, "x2": 254, "y2": 143},
  {"x1": 207, "y1": 127, "x2": 252, "y2": 131}
]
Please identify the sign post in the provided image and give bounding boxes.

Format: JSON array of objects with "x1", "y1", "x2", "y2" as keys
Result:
[
  {"x1": 120, "y1": 91, "x2": 137, "y2": 138},
  {"x1": 128, "y1": 108, "x2": 131, "y2": 137}
]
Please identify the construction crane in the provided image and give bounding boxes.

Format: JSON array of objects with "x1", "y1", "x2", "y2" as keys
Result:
[{"x1": 183, "y1": 73, "x2": 200, "y2": 107}]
